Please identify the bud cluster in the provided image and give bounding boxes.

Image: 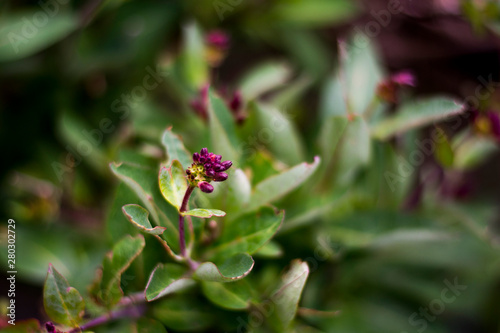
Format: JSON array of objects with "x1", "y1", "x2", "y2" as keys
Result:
[{"x1": 186, "y1": 148, "x2": 232, "y2": 193}]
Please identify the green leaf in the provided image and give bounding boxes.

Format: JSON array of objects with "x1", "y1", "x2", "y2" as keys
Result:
[
  {"x1": 110, "y1": 162, "x2": 179, "y2": 251},
  {"x1": 269, "y1": 260, "x2": 310, "y2": 330},
  {"x1": 179, "y1": 21, "x2": 208, "y2": 90},
  {"x1": 158, "y1": 160, "x2": 188, "y2": 211},
  {"x1": 239, "y1": 62, "x2": 292, "y2": 100},
  {"x1": 43, "y1": 264, "x2": 85, "y2": 327},
  {"x1": 162, "y1": 127, "x2": 192, "y2": 170},
  {"x1": 371, "y1": 97, "x2": 465, "y2": 140},
  {"x1": 201, "y1": 280, "x2": 253, "y2": 310},
  {"x1": 251, "y1": 101, "x2": 305, "y2": 165},
  {"x1": 207, "y1": 207, "x2": 284, "y2": 260},
  {"x1": 98, "y1": 235, "x2": 145, "y2": 307},
  {"x1": 245, "y1": 157, "x2": 320, "y2": 213},
  {"x1": 225, "y1": 168, "x2": 251, "y2": 213},
  {"x1": 318, "y1": 115, "x2": 349, "y2": 175},
  {"x1": 0, "y1": 12, "x2": 78, "y2": 62},
  {"x1": 122, "y1": 204, "x2": 166, "y2": 235},
  {"x1": 319, "y1": 74, "x2": 347, "y2": 119},
  {"x1": 110, "y1": 162, "x2": 160, "y2": 223},
  {"x1": 343, "y1": 34, "x2": 383, "y2": 115},
  {"x1": 208, "y1": 90, "x2": 240, "y2": 162},
  {"x1": 134, "y1": 318, "x2": 169, "y2": 333},
  {"x1": 153, "y1": 296, "x2": 213, "y2": 331},
  {"x1": 145, "y1": 264, "x2": 195, "y2": 302},
  {"x1": 193, "y1": 253, "x2": 255, "y2": 282},
  {"x1": 335, "y1": 115, "x2": 371, "y2": 186},
  {"x1": 182, "y1": 208, "x2": 226, "y2": 218}
]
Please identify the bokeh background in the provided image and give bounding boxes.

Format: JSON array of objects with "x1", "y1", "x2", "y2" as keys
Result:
[{"x1": 1, "y1": 0, "x2": 500, "y2": 332}]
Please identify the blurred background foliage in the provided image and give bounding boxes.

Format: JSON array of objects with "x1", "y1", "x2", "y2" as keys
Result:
[{"x1": 1, "y1": 0, "x2": 500, "y2": 332}]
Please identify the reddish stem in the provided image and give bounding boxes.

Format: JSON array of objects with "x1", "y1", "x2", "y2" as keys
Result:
[{"x1": 179, "y1": 186, "x2": 195, "y2": 257}]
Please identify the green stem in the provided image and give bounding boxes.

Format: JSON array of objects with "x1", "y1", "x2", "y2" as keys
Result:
[{"x1": 179, "y1": 186, "x2": 195, "y2": 258}]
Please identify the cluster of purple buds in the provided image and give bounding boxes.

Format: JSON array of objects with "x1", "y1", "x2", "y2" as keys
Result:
[{"x1": 186, "y1": 148, "x2": 232, "y2": 193}]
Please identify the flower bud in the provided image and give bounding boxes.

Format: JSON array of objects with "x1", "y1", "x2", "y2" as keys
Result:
[
  {"x1": 200, "y1": 148, "x2": 208, "y2": 156},
  {"x1": 221, "y1": 160, "x2": 232, "y2": 171},
  {"x1": 199, "y1": 181, "x2": 214, "y2": 193},
  {"x1": 213, "y1": 172, "x2": 228, "y2": 182},
  {"x1": 206, "y1": 169, "x2": 215, "y2": 177},
  {"x1": 45, "y1": 322, "x2": 56, "y2": 333},
  {"x1": 193, "y1": 152, "x2": 200, "y2": 162}
]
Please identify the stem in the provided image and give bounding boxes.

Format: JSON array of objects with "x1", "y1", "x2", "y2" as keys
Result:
[
  {"x1": 68, "y1": 301, "x2": 145, "y2": 333},
  {"x1": 179, "y1": 186, "x2": 195, "y2": 257}
]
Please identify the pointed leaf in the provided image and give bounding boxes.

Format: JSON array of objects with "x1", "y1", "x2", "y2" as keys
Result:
[
  {"x1": 245, "y1": 157, "x2": 320, "y2": 213},
  {"x1": 193, "y1": 253, "x2": 254, "y2": 282},
  {"x1": 182, "y1": 208, "x2": 226, "y2": 218},
  {"x1": 270, "y1": 260, "x2": 309, "y2": 330},
  {"x1": 43, "y1": 264, "x2": 85, "y2": 327},
  {"x1": 159, "y1": 160, "x2": 188, "y2": 211},
  {"x1": 239, "y1": 62, "x2": 292, "y2": 100},
  {"x1": 225, "y1": 168, "x2": 251, "y2": 213},
  {"x1": 251, "y1": 102, "x2": 305, "y2": 165},
  {"x1": 207, "y1": 207, "x2": 284, "y2": 260},
  {"x1": 179, "y1": 22, "x2": 208, "y2": 90},
  {"x1": 208, "y1": 90, "x2": 239, "y2": 162},
  {"x1": 162, "y1": 127, "x2": 192, "y2": 169},
  {"x1": 201, "y1": 280, "x2": 253, "y2": 310},
  {"x1": 371, "y1": 97, "x2": 466, "y2": 140},
  {"x1": 122, "y1": 204, "x2": 166, "y2": 235},
  {"x1": 145, "y1": 264, "x2": 195, "y2": 302},
  {"x1": 99, "y1": 235, "x2": 145, "y2": 307}
]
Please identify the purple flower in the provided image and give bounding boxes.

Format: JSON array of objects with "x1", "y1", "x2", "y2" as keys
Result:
[
  {"x1": 186, "y1": 148, "x2": 233, "y2": 193},
  {"x1": 206, "y1": 30, "x2": 230, "y2": 49},
  {"x1": 45, "y1": 322, "x2": 56, "y2": 333},
  {"x1": 376, "y1": 70, "x2": 416, "y2": 103},
  {"x1": 487, "y1": 111, "x2": 500, "y2": 140},
  {"x1": 392, "y1": 71, "x2": 416, "y2": 87},
  {"x1": 199, "y1": 181, "x2": 214, "y2": 193}
]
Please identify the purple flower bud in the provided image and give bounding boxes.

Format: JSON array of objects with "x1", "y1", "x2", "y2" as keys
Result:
[
  {"x1": 193, "y1": 152, "x2": 200, "y2": 162},
  {"x1": 45, "y1": 322, "x2": 56, "y2": 333},
  {"x1": 206, "y1": 30, "x2": 230, "y2": 49},
  {"x1": 199, "y1": 156, "x2": 207, "y2": 163},
  {"x1": 214, "y1": 154, "x2": 222, "y2": 163},
  {"x1": 206, "y1": 169, "x2": 215, "y2": 177},
  {"x1": 229, "y1": 91, "x2": 243, "y2": 113},
  {"x1": 199, "y1": 181, "x2": 214, "y2": 193},
  {"x1": 213, "y1": 163, "x2": 224, "y2": 172},
  {"x1": 200, "y1": 148, "x2": 208, "y2": 156},
  {"x1": 221, "y1": 160, "x2": 232, "y2": 171},
  {"x1": 392, "y1": 71, "x2": 416, "y2": 87},
  {"x1": 213, "y1": 172, "x2": 228, "y2": 182},
  {"x1": 186, "y1": 169, "x2": 191, "y2": 175},
  {"x1": 204, "y1": 163, "x2": 212, "y2": 170}
]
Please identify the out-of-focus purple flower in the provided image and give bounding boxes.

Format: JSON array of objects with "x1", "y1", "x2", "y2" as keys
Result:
[
  {"x1": 229, "y1": 91, "x2": 243, "y2": 113},
  {"x1": 487, "y1": 111, "x2": 500, "y2": 140},
  {"x1": 186, "y1": 148, "x2": 233, "y2": 193},
  {"x1": 376, "y1": 70, "x2": 417, "y2": 103},
  {"x1": 45, "y1": 322, "x2": 56, "y2": 333},
  {"x1": 206, "y1": 30, "x2": 230, "y2": 49},
  {"x1": 392, "y1": 71, "x2": 416, "y2": 87},
  {"x1": 189, "y1": 84, "x2": 210, "y2": 119}
]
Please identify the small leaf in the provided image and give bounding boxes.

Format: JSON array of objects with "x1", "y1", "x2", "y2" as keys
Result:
[
  {"x1": 251, "y1": 101, "x2": 305, "y2": 165},
  {"x1": 182, "y1": 208, "x2": 226, "y2": 218},
  {"x1": 201, "y1": 280, "x2": 253, "y2": 310},
  {"x1": 208, "y1": 90, "x2": 240, "y2": 162},
  {"x1": 269, "y1": 260, "x2": 310, "y2": 330},
  {"x1": 225, "y1": 168, "x2": 251, "y2": 213},
  {"x1": 179, "y1": 21, "x2": 208, "y2": 90},
  {"x1": 43, "y1": 264, "x2": 85, "y2": 327},
  {"x1": 145, "y1": 264, "x2": 195, "y2": 302},
  {"x1": 122, "y1": 204, "x2": 166, "y2": 235},
  {"x1": 371, "y1": 97, "x2": 466, "y2": 140},
  {"x1": 193, "y1": 253, "x2": 254, "y2": 282},
  {"x1": 239, "y1": 62, "x2": 292, "y2": 100},
  {"x1": 254, "y1": 241, "x2": 283, "y2": 258},
  {"x1": 98, "y1": 235, "x2": 145, "y2": 307},
  {"x1": 158, "y1": 160, "x2": 188, "y2": 211},
  {"x1": 162, "y1": 127, "x2": 192, "y2": 170},
  {"x1": 207, "y1": 207, "x2": 283, "y2": 260},
  {"x1": 245, "y1": 157, "x2": 320, "y2": 213}
]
